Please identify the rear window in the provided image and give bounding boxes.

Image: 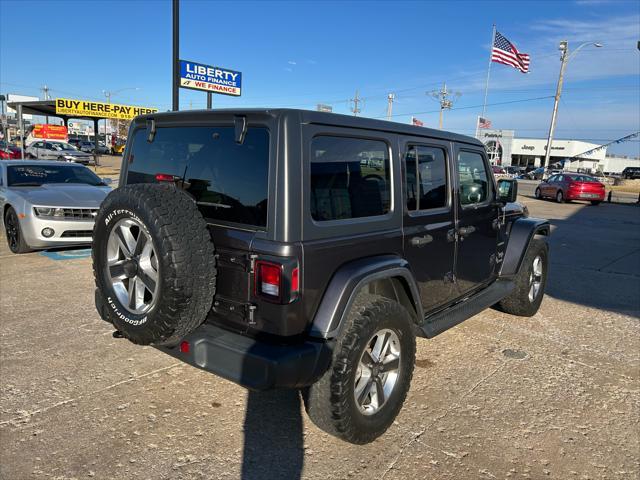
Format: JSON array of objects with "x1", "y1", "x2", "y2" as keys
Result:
[
  {"x1": 126, "y1": 126, "x2": 270, "y2": 228},
  {"x1": 567, "y1": 174, "x2": 596, "y2": 182}
]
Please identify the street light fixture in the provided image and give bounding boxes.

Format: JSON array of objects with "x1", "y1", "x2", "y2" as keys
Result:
[{"x1": 543, "y1": 41, "x2": 602, "y2": 169}]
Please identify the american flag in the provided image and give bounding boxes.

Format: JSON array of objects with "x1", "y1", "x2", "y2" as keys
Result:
[
  {"x1": 478, "y1": 116, "x2": 492, "y2": 129},
  {"x1": 411, "y1": 117, "x2": 424, "y2": 127},
  {"x1": 491, "y1": 31, "x2": 530, "y2": 73}
]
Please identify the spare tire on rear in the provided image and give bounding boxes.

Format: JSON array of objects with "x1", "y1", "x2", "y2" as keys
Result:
[{"x1": 92, "y1": 184, "x2": 217, "y2": 346}]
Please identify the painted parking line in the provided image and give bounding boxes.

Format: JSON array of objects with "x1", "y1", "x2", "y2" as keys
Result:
[{"x1": 40, "y1": 248, "x2": 92, "y2": 261}]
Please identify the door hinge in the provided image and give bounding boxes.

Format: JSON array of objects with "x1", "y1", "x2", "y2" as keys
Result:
[
  {"x1": 228, "y1": 253, "x2": 258, "y2": 273},
  {"x1": 444, "y1": 272, "x2": 457, "y2": 284}
]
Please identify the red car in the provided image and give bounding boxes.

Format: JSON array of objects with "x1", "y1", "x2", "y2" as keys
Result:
[
  {"x1": 0, "y1": 141, "x2": 22, "y2": 160},
  {"x1": 535, "y1": 173, "x2": 605, "y2": 205}
]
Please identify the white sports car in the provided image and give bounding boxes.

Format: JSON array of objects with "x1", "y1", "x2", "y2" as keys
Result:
[{"x1": 0, "y1": 160, "x2": 112, "y2": 254}]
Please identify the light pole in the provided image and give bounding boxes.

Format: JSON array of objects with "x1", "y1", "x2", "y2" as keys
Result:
[{"x1": 543, "y1": 41, "x2": 602, "y2": 168}]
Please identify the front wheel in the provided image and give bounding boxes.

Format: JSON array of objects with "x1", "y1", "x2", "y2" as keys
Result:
[
  {"x1": 303, "y1": 294, "x2": 416, "y2": 444},
  {"x1": 4, "y1": 207, "x2": 31, "y2": 254},
  {"x1": 496, "y1": 238, "x2": 548, "y2": 317},
  {"x1": 556, "y1": 190, "x2": 564, "y2": 203},
  {"x1": 534, "y1": 187, "x2": 542, "y2": 199}
]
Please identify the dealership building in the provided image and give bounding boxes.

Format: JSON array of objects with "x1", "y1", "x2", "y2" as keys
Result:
[{"x1": 477, "y1": 129, "x2": 607, "y2": 172}]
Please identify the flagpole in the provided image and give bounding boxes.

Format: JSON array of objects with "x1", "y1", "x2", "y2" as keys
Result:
[{"x1": 480, "y1": 24, "x2": 497, "y2": 125}]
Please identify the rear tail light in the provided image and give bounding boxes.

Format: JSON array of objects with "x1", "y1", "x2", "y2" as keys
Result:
[
  {"x1": 155, "y1": 173, "x2": 176, "y2": 182},
  {"x1": 255, "y1": 261, "x2": 282, "y2": 300},
  {"x1": 254, "y1": 260, "x2": 300, "y2": 302}
]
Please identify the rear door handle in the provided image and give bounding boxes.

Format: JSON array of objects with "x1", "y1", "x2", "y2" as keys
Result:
[{"x1": 410, "y1": 234, "x2": 433, "y2": 247}]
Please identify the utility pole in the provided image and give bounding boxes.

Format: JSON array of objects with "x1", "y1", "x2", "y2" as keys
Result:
[
  {"x1": 543, "y1": 41, "x2": 602, "y2": 168},
  {"x1": 207, "y1": 92, "x2": 212, "y2": 109},
  {"x1": 386, "y1": 93, "x2": 395, "y2": 121},
  {"x1": 543, "y1": 41, "x2": 568, "y2": 169},
  {"x1": 172, "y1": 0, "x2": 180, "y2": 111},
  {"x1": 41, "y1": 85, "x2": 50, "y2": 124},
  {"x1": 350, "y1": 90, "x2": 362, "y2": 116},
  {"x1": 429, "y1": 83, "x2": 460, "y2": 130}
]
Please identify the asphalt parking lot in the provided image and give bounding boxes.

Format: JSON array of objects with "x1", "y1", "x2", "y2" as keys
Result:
[{"x1": 1, "y1": 195, "x2": 638, "y2": 480}]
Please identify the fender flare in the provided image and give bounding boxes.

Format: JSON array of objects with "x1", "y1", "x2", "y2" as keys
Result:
[
  {"x1": 308, "y1": 255, "x2": 423, "y2": 339},
  {"x1": 500, "y1": 217, "x2": 550, "y2": 278}
]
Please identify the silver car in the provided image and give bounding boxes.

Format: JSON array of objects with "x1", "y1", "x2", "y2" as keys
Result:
[
  {"x1": 0, "y1": 161, "x2": 112, "y2": 253},
  {"x1": 26, "y1": 141, "x2": 93, "y2": 165}
]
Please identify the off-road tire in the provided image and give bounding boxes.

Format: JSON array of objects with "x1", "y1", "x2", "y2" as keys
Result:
[
  {"x1": 4, "y1": 207, "x2": 31, "y2": 254},
  {"x1": 497, "y1": 238, "x2": 548, "y2": 317},
  {"x1": 303, "y1": 294, "x2": 416, "y2": 444},
  {"x1": 92, "y1": 184, "x2": 216, "y2": 346}
]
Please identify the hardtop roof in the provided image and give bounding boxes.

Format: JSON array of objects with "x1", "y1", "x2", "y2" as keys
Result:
[{"x1": 135, "y1": 108, "x2": 483, "y2": 147}]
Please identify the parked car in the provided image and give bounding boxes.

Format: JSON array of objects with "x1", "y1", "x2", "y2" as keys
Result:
[
  {"x1": 92, "y1": 109, "x2": 550, "y2": 444},
  {"x1": 0, "y1": 161, "x2": 111, "y2": 253},
  {"x1": 621, "y1": 167, "x2": 640, "y2": 179},
  {"x1": 535, "y1": 173, "x2": 605, "y2": 205},
  {"x1": 505, "y1": 166, "x2": 523, "y2": 176},
  {"x1": 526, "y1": 167, "x2": 545, "y2": 180},
  {"x1": 491, "y1": 165, "x2": 506, "y2": 174},
  {"x1": 110, "y1": 141, "x2": 126, "y2": 155},
  {"x1": 0, "y1": 141, "x2": 22, "y2": 160},
  {"x1": 25, "y1": 141, "x2": 93, "y2": 165},
  {"x1": 68, "y1": 139, "x2": 110, "y2": 155}
]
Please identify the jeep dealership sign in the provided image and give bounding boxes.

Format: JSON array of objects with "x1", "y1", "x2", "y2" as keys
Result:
[{"x1": 179, "y1": 60, "x2": 242, "y2": 96}]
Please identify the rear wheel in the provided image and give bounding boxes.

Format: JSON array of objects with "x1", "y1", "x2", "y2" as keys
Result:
[
  {"x1": 303, "y1": 294, "x2": 416, "y2": 444},
  {"x1": 555, "y1": 190, "x2": 564, "y2": 203},
  {"x1": 497, "y1": 238, "x2": 548, "y2": 317},
  {"x1": 4, "y1": 207, "x2": 31, "y2": 254},
  {"x1": 534, "y1": 187, "x2": 542, "y2": 199}
]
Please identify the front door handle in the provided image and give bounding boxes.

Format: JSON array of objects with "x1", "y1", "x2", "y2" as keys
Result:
[
  {"x1": 458, "y1": 226, "x2": 476, "y2": 238},
  {"x1": 410, "y1": 234, "x2": 433, "y2": 247}
]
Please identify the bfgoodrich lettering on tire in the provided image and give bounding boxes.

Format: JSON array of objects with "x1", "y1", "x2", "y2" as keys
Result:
[
  {"x1": 92, "y1": 184, "x2": 216, "y2": 346},
  {"x1": 303, "y1": 294, "x2": 416, "y2": 444}
]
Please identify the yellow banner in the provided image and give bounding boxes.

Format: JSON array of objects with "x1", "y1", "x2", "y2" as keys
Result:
[{"x1": 55, "y1": 98, "x2": 158, "y2": 120}]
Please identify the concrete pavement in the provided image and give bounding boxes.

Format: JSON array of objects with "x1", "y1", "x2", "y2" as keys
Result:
[{"x1": 0, "y1": 197, "x2": 638, "y2": 480}]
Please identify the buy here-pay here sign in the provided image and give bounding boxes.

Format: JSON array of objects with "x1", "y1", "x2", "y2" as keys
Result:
[{"x1": 55, "y1": 98, "x2": 158, "y2": 120}]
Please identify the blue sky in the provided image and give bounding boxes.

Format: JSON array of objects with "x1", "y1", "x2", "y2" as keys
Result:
[{"x1": 1, "y1": 0, "x2": 639, "y2": 155}]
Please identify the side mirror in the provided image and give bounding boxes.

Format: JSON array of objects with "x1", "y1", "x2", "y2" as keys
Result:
[
  {"x1": 101, "y1": 177, "x2": 113, "y2": 185},
  {"x1": 497, "y1": 178, "x2": 518, "y2": 203}
]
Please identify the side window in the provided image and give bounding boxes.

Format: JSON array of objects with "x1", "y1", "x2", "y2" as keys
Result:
[
  {"x1": 310, "y1": 135, "x2": 391, "y2": 221},
  {"x1": 405, "y1": 145, "x2": 447, "y2": 211},
  {"x1": 457, "y1": 150, "x2": 491, "y2": 206}
]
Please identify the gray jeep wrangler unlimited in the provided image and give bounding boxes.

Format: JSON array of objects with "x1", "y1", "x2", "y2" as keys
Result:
[{"x1": 93, "y1": 109, "x2": 549, "y2": 444}]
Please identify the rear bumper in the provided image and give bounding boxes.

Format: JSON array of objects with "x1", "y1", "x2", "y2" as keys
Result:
[
  {"x1": 157, "y1": 323, "x2": 332, "y2": 390},
  {"x1": 566, "y1": 191, "x2": 605, "y2": 201}
]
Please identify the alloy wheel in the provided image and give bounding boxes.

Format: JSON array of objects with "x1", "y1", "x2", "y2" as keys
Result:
[
  {"x1": 528, "y1": 255, "x2": 543, "y2": 303},
  {"x1": 354, "y1": 329, "x2": 401, "y2": 415},
  {"x1": 106, "y1": 218, "x2": 159, "y2": 314},
  {"x1": 5, "y1": 212, "x2": 19, "y2": 251}
]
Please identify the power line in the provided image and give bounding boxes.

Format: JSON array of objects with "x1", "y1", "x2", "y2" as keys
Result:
[{"x1": 378, "y1": 95, "x2": 555, "y2": 119}]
